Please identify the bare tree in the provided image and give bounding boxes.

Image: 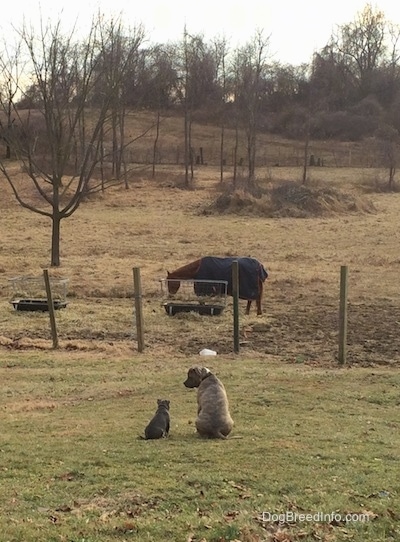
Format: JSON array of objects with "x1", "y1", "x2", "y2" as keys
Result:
[
  {"x1": 145, "y1": 44, "x2": 177, "y2": 177},
  {"x1": 176, "y1": 29, "x2": 220, "y2": 186},
  {"x1": 0, "y1": 39, "x2": 24, "y2": 159},
  {"x1": 330, "y1": 5, "x2": 388, "y2": 98},
  {"x1": 89, "y1": 19, "x2": 146, "y2": 184},
  {"x1": 231, "y1": 31, "x2": 270, "y2": 190},
  {"x1": 0, "y1": 17, "x2": 130, "y2": 266},
  {"x1": 302, "y1": 59, "x2": 316, "y2": 184},
  {"x1": 212, "y1": 36, "x2": 229, "y2": 184},
  {"x1": 230, "y1": 49, "x2": 242, "y2": 187},
  {"x1": 376, "y1": 124, "x2": 399, "y2": 190},
  {"x1": 182, "y1": 27, "x2": 192, "y2": 186}
]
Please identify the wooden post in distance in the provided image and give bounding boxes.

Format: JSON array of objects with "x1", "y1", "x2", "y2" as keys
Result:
[
  {"x1": 232, "y1": 260, "x2": 240, "y2": 353},
  {"x1": 43, "y1": 269, "x2": 59, "y2": 349},
  {"x1": 133, "y1": 267, "x2": 145, "y2": 352},
  {"x1": 338, "y1": 265, "x2": 348, "y2": 364}
]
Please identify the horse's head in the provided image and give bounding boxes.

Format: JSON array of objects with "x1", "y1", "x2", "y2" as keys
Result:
[{"x1": 167, "y1": 272, "x2": 180, "y2": 294}]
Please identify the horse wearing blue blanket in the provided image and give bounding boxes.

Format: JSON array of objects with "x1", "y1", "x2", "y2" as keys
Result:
[{"x1": 167, "y1": 256, "x2": 268, "y2": 315}]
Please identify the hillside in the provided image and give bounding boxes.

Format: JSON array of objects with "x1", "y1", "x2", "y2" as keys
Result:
[
  {"x1": 111, "y1": 111, "x2": 381, "y2": 169},
  {"x1": 0, "y1": 109, "x2": 385, "y2": 171}
]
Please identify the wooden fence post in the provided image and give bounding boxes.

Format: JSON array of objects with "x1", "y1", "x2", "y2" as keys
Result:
[
  {"x1": 338, "y1": 265, "x2": 348, "y2": 364},
  {"x1": 43, "y1": 269, "x2": 59, "y2": 349},
  {"x1": 133, "y1": 267, "x2": 145, "y2": 352},
  {"x1": 232, "y1": 260, "x2": 240, "y2": 353}
]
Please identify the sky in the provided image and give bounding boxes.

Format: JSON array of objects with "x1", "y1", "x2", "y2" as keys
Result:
[{"x1": 2, "y1": 0, "x2": 400, "y2": 65}]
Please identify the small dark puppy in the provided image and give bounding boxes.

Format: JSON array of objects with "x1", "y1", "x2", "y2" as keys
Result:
[
  {"x1": 184, "y1": 366, "x2": 233, "y2": 439},
  {"x1": 143, "y1": 399, "x2": 170, "y2": 440}
]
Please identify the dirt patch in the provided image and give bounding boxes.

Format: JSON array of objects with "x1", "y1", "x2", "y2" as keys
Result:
[
  {"x1": 3, "y1": 296, "x2": 398, "y2": 366},
  {"x1": 158, "y1": 297, "x2": 399, "y2": 366}
]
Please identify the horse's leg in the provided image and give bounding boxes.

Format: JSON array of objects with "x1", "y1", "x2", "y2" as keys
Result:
[
  {"x1": 256, "y1": 280, "x2": 263, "y2": 315},
  {"x1": 246, "y1": 300, "x2": 251, "y2": 315}
]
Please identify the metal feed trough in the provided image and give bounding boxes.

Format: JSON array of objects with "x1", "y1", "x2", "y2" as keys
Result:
[
  {"x1": 9, "y1": 275, "x2": 69, "y2": 312},
  {"x1": 160, "y1": 278, "x2": 228, "y2": 316}
]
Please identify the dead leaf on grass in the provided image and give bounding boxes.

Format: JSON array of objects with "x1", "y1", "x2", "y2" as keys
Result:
[
  {"x1": 100, "y1": 510, "x2": 116, "y2": 522},
  {"x1": 271, "y1": 529, "x2": 293, "y2": 542},
  {"x1": 235, "y1": 526, "x2": 263, "y2": 541},
  {"x1": 387, "y1": 508, "x2": 399, "y2": 520},
  {"x1": 360, "y1": 509, "x2": 379, "y2": 520},
  {"x1": 223, "y1": 510, "x2": 240, "y2": 521},
  {"x1": 113, "y1": 521, "x2": 136, "y2": 533}
]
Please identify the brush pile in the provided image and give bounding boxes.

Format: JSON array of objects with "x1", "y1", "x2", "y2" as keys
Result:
[
  {"x1": 269, "y1": 182, "x2": 376, "y2": 217},
  {"x1": 205, "y1": 181, "x2": 376, "y2": 218}
]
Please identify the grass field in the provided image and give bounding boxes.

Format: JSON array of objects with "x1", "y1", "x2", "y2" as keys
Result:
[
  {"x1": 0, "y1": 160, "x2": 400, "y2": 541},
  {"x1": 1, "y1": 352, "x2": 399, "y2": 542}
]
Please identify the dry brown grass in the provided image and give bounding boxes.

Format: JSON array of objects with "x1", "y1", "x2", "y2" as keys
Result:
[{"x1": 0, "y1": 162, "x2": 400, "y2": 365}]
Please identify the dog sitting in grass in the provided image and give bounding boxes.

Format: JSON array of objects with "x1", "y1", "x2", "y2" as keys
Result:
[
  {"x1": 143, "y1": 399, "x2": 170, "y2": 440},
  {"x1": 184, "y1": 366, "x2": 234, "y2": 439}
]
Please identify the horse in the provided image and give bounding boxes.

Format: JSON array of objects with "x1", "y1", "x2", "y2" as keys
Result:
[{"x1": 166, "y1": 256, "x2": 268, "y2": 315}]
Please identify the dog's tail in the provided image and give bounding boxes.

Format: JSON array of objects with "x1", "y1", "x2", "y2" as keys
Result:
[{"x1": 214, "y1": 431, "x2": 243, "y2": 440}]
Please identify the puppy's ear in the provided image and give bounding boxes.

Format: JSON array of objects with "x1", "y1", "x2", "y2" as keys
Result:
[{"x1": 157, "y1": 399, "x2": 162, "y2": 405}]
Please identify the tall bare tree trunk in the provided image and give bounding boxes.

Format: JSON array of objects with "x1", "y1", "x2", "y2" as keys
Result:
[
  {"x1": 302, "y1": 116, "x2": 311, "y2": 185},
  {"x1": 184, "y1": 109, "x2": 190, "y2": 186},
  {"x1": 189, "y1": 117, "x2": 194, "y2": 181},
  {"x1": 388, "y1": 166, "x2": 395, "y2": 191},
  {"x1": 152, "y1": 111, "x2": 161, "y2": 178},
  {"x1": 220, "y1": 123, "x2": 225, "y2": 184},
  {"x1": 99, "y1": 124, "x2": 105, "y2": 192},
  {"x1": 233, "y1": 121, "x2": 239, "y2": 188}
]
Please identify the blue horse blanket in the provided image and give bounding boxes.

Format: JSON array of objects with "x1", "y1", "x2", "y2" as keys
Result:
[{"x1": 194, "y1": 256, "x2": 268, "y2": 300}]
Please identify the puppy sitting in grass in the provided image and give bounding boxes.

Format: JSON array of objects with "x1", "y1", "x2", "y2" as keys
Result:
[
  {"x1": 143, "y1": 399, "x2": 170, "y2": 440},
  {"x1": 184, "y1": 366, "x2": 233, "y2": 439}
]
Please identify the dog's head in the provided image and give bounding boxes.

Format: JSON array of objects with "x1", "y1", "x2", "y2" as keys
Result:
[
  {"x1": 184, "y1": 366, "x2": 212, "y2": 388},
  {"x1": 157, "y1": 399, "x2": 170, "y2": 410}
]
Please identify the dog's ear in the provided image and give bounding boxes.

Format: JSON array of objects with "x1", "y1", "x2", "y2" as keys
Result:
[{"x1": 200, "y1": 367, "x2": 211, "y2": 380}]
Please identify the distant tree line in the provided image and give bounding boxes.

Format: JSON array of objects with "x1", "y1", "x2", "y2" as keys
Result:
[
  {"x1": 3, "y1": 5, "x2": 400, "y2": 142},
  {"x1": 0, "y1": 4, "x2": 399, "y2": 266}
]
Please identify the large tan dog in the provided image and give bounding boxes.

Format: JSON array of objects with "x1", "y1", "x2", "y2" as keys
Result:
[{"x1": 184, "y1": 366, "x2": 234, "y2": 439}]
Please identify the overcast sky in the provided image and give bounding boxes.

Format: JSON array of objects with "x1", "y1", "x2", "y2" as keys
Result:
[{"x1": 2, "y1": 0, "x2": 400, "y2": 65}]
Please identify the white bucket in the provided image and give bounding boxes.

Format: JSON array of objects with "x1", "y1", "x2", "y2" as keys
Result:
[{"x1": 199, "y1": 348, "x2": 217, "y2": 356}]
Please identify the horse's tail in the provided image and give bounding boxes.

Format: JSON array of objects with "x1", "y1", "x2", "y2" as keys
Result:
[{"x1": 259, "y1": 263, "x2": 268, "y2": 282}]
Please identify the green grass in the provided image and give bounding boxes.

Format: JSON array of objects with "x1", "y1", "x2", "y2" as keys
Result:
[{"x1": 1, "y1": 351, "x2": 399, "y2": 541}]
